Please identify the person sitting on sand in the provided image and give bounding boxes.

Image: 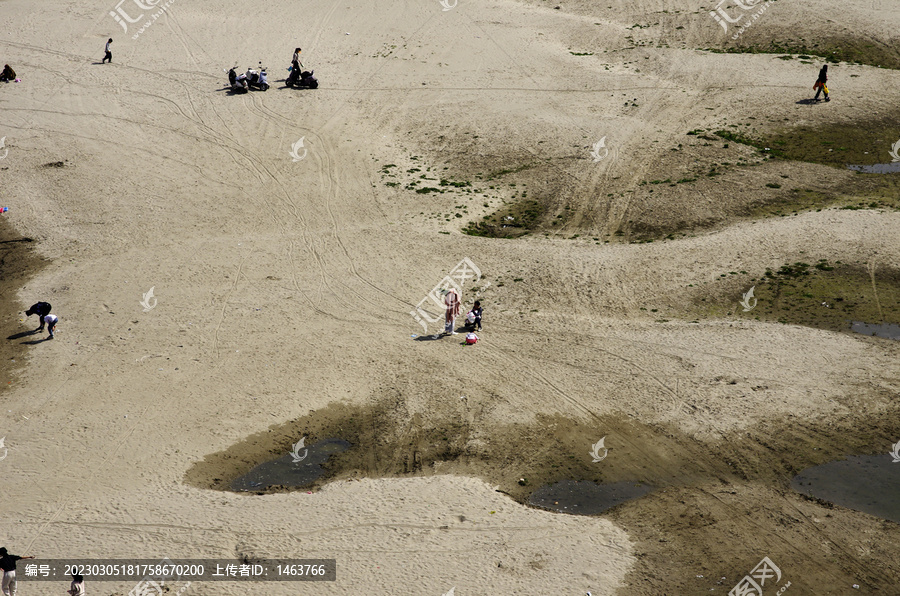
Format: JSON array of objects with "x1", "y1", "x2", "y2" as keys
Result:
[
  {"x1": 0, "y1": 64, "x2": 15, "y2": 82},
  {"x1": 465, "y1": 331, "x2": 478, "y2": 345},
  {"x1": 468, "y1": 300, "x2": 483, "y2": 331}
]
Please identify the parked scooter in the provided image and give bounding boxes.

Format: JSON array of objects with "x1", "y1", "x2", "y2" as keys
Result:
[
  {"x1": 245, "y1": 62, "x2": 269, "y2": 91},
  {"x1": 226, "y1": 66, "x2": 248, "y2": 93},
  {"x1": 286, "y1": 66, "x2": 318, "y2": 89}
]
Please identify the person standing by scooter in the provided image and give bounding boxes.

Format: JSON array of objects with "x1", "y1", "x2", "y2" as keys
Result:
[{"x1": 288, "y1": 48, "x2": 304, "y2": 85}]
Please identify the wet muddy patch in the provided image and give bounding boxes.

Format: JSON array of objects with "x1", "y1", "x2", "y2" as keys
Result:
[
  {"x1": 0, "y1": 216, "x2": 47, "y2": 397},
  {"x1": 230, "y1": 438, "x2": 351, "y2": 492},
  {"x1": 851, "y1": 321, "x2": 900, "y2": 341},
  {"x1": 528, "y1": 480, "x2": 654, "y2": 515},
  {"x1": 186, "y1": 397, "x2": 899, "y2": 507},
  {"x1": 187, "y1": 407, "x2": 678, "y2": 498},
  {"x1": 791, "y1": 454, "x2": 900, "y2": 523},
  {"x1": 847, "y1": 162, "x2": 900, "y2": 175},
  {"x1": 718, "y1": 113, "x2": 900, "y2": 172},
  {"x1": 186, "y1": 395, "x2": 900, "y2": 590},
  {"x1": 684, "y1": 260, "x2": 900, "y2": 337}
]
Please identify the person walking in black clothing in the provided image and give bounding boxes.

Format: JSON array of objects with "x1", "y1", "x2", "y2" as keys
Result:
[
  {"x1": 813, "y1": 64, "x2": 829, "y2": 102},
  {"x1": 1, "y1": 547, "x2": 36, "y2": 596},
  {"x1": 24, "y1": 302, "x2": 51, "y2": 331},
  {"x1": 102, "y1": 38, "x2": 112, "y2": 63}
]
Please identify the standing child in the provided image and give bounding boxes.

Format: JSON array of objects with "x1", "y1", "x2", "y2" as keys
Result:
[
  {"x1": 813, "y1": 64, "x2": 829, "y2": 102},
  {"x1": 43, "y1": 313, "x2": 58, "y2": 339},
  {"x1": 68, "y1": 573, "x2": 85, "y2": 595},
  {"x1": 102, "y1": 38, "x2": 112, "y2": 64}
]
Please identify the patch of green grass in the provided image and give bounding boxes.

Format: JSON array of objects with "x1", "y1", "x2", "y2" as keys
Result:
[
  {"x1": 463, "y1": 199, "x2": 546, "y2": 238},
  {"x1": 440, "y1": 179, "x2": 471, "y2": 188},
  {"x1": 485, "y1": 163, "x2": 536, "y2": 180},
  {"x1": 705, "y1": 38, "x2": 900, "y2": 70},
  {"x1": 694, "y1": 261, "x2": 900, "y2": 335}
]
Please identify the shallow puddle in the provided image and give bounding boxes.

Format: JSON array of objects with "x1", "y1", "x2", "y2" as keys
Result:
[
  {"x1": 527, "y1": 480, "x2": 654, "y2": 516},
  {"x1": 791, "y1": 454, "x2": 900, "y2": 523},
  {"x1": 850, "y1": 321, "x2": 900, "y2": 340},
  {"x1": 230, "y1": 438, "x2": 351, "y2": 492},
  {"x1": 846, "y1": 163, "x2": 900, "y2": 174}
]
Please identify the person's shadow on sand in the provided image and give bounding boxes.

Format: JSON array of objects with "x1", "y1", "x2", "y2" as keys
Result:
[
  {"x1": 413, "y1": 334, "x2": 444, "y2": 341},
  {"x1": 413, "y1": 324, "x2": 471, "y2": 341},
  {"x1": 796, "y1": 98, "x2": 821, "y2": 105},
  {"x1": 20, "y1": 336, "x2": 51, "y2": 345},
  {"x1": 222, "y1": 86, "x2": 249, "y2": 96},
  {"x1": 7, "y1": 329, "x2": 40, "y2": 340}
]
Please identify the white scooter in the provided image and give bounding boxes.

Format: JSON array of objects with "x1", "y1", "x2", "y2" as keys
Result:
[{"x1": 245, "y1": 62, "x2": 269, "y2": 91}]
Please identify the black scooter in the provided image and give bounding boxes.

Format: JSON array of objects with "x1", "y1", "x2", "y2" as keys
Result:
[
  {"x1": 226, "y1": 66, "x2": 248, "y2": 93},
  {"x1": 286, "y1": 65, "x2": 318, "y2": 89}
]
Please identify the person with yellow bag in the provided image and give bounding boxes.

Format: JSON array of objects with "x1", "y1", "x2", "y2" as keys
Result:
[{"x1": 813, "y1": 64, "x2": 830, "y2": 102}]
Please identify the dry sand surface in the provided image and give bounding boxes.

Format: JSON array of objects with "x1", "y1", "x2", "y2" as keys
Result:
[{"x1": 1, "y1": 0, "x2": 900, "y2": 594}]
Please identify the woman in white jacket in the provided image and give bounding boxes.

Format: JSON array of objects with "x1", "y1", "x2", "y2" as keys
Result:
[{"x1": 68, "y1": 573, "x2": 85, "y2": 595}]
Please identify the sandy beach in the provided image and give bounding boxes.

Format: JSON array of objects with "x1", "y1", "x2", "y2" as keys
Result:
[{"x1": 1, "y1": 0, "x2": 899, "y2": 594}]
